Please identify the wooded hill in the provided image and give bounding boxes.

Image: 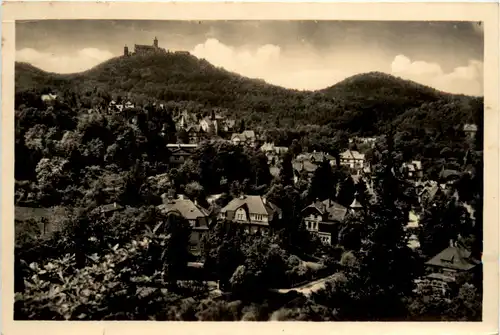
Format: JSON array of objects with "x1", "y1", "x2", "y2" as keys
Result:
[{"x1": 15, "y1": 52, "x2": 483, "y2": 135}]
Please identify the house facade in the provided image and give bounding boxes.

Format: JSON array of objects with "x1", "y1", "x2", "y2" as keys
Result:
[
  {"x1": 301, "y1": 199, "x2": 348, "y2": 245},
  {"x1": 231, "y1": 130, "x2": 256, "y2": 147},
  {"x1": 167, "y1": 143, "x2": 198, "y2": 167},
  {"x1": 157, "y1": 195, "x2": 210, "y2": 253},
  {"x1": 340, "y1": 150, "x2": 366, "y2": 170},
  {"x1": 260, "y1": 142, "x2": 289, "y2": 164},
  {"x1": 219, "y1": 195, "x2": 281, "y2": 233}
]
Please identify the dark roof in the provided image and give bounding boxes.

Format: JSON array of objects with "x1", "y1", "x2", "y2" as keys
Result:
[
  {"x1": 157, "y1": 198, "x2": 209, "y2": 224},
  {"x1": 425, "y1": 245, "x2": 480, "y2": 271},
  {"x1": 439, "y1": 169, "x2": 461, "y2": 181},
  {"x1": 302, "y1": 199, "x2": 348, "y2": 222}
]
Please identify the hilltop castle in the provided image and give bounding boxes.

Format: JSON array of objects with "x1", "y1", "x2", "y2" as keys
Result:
[{"x1": 124, "y1": 37, "x2": 167, "y2": 56}]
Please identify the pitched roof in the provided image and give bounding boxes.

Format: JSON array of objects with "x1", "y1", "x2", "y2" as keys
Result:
[
  {"x1": 221, "y1": 195, "x2": 280, "y2": 219},
  {"x1": 302, "y1": 199, "x2": 348, "y2": 222},
  {"x1": 340, "y1": 150, "x2": 365, "y2": 161},
  {"x1": 463, "y1": 124, "x2": 478, "y2": 132},
  {"x1": 419, "y1": 183, "x2": 440, "y2": 201},
  {"x1": 349, "y1": 198, "x2": 363, "y2": 209},
  {"x1": 293, "y1": 160, "x2": 318, "y2": 173},
  {"x1": 425, "y1": 245, "x2": 479, "y2": 271},
  {"x1": 157, "y1": 198, "x2": 209, "y2": 221},
  {"x1": 186, "y1": 125, "x2": 201, "y2": 133}
]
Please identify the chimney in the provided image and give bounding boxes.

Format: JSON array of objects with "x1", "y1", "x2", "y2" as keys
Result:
[
  {"x1": 262, "y1": 197, "x2": 267, "y2": 205},
  {"x1": 113, "y1": 202, "x2": 117, "y2": 208},
  {"x1": 449, "y1": 239, "x2": 454, "y2": 248}
]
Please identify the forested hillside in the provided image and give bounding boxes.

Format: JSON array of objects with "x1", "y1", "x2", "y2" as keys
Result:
[{"x1": 15, "y1": 53, "x2": 482, "y2": 136}]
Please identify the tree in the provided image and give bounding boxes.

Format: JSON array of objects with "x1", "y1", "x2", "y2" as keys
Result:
[
  {"x1": 308, "y1": 160, "x2": 337, "y2": 201},
  {"x1": 279, "y1": 152, "x2": 294, "y2": 186},
  {"x1": 336, "y1": 176, "x2": 355, "y2": 207}
]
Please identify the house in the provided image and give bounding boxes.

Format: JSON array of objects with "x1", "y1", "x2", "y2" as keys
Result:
[
  {"x1": 124, "y1": 101, "x2": 135, "y2": 110},
  {"x1": 41, "y1": 93, "x2": 58, "y2": 103},
  {"x1": 301, "y1": 199, "x2": 348, "y2": 245},
  {"x1": 260, "y1": 142, "x2": 289, "y2": 164},
  {"x1": 157, "y1": 195, "x2": 210, "y2": 253},
  {"x1": 219, "y1": 195, "x2": 282, "y2": 233},
  {"x1": 167, "y1": 143, "x2": 198, "y2": 167},
  {"x1": 222, "y1": 119, "x2": 236, "y2": 132},
  {"x1": 199, "y1": 117, "x2": 218, "y2": 135},
  {"x1": 463, "y1": 124, "x2": 478, "y2": 140},
  {"x1": 296, "y1": 151, "x2": 335, "y2": 165},
  {"x1": 418, "y1": 181, "x2": 442, "y2": 206},
  {"x1": 340, "y1": 150, "x2": 366, "y2": 170},
  {"x1": 185, "y1": 125, "x2": 202, "y2": 144},
  {"x1": 292, "y1": 160, "x2": 319, "y2": 184},
  {"x1": 401, "y1": 161, "x2": 423, "y2": 181},
  {"x1": 231, "y1": 130, "x2": 256, "y2": 147},
  {"x1": 425, "y1": 241, "x2": 480, "y2": 282}
]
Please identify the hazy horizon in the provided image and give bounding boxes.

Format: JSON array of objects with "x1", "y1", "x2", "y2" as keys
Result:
[{"x1": 16, "y1": 20, "x2": 484, "y2": 95}]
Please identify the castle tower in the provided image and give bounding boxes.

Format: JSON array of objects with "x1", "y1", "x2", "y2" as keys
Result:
[
  {"x1": 124, "y1": 45, "x2": 129, "y2": 56},
  {"x1": 153, "y1": 37, "x2": 158, "y2": 48}
]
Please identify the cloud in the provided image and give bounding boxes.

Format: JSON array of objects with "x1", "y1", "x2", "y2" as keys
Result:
[
  {"x1": 191, "y1": 38, "x2": 352, "y2": 90},
  {"x1": 391, "y1": 54, "x2": 483, "y2": 96},
  {"x1": 16, "y1": 48, "x2": 114, "y2": 73}
]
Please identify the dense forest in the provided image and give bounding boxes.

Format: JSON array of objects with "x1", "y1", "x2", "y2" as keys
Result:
[
  {"x1": 14, "y1": 53, "x2": 483, "y2": 321},
  {"x1": 15, "y1": 52, "x2": 482, "y2": 134}
]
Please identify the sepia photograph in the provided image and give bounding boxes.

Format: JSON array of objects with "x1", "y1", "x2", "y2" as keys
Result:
[{"x1": 2, "y1": 2, "x2": 498, "y2": 329}]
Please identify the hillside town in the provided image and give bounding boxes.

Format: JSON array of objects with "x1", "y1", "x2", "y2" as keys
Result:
[{"x1": 14, "y1": 34, "x2": 483, "y2": 321}]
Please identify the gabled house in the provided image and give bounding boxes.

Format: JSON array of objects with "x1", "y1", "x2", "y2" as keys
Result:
[
  {"x1": 199, "y1": 117, "x2": 218, "y2": 135},
  {"x1": 167, "y1": 143, "x2": 198, "y2": 167},
  {"x1": 41, "y1": 93, "x2": 58, "y2": 103},
  {"x1": 185, "y1": 125, "x2": 202, "y2": 144},
  {"x1": 425, "y1": 241, "x2": 480, "y2": 281},
  {"x1": 463, "y1": 123, "x2": 478, "y2": 141},
  {"x1": 340, "y1": 150, "x2": 366, "y2": 170},
  {"x1": 231, "y1": 130, "x2": 256, "y2": 147},
  {"x1": 219, "y1": 195, "x2": 282, "y2": 233},
  {"x1": 401, "y1": 160, "x2": 423, "y2": 181},
  {"x1": 292, "y1": 160, "x2": 318, "y2": 184},
  {"x1": 124, "y1": 101, "x2": 135, "y2": 110},
  {"x1": 222, "y1": 119, "x2": 236, "y2": 132},
  {"x1": 260, "y1": 142, "x2": 289, "y2": 164},
  {"x1": 418, "y1": 182, "x2": 442, "y2": 206},
  {"x1": 157, "y1": 195, "x2": 210, "y2": 253},
  {"x1": 301, "y1": 199, "x2": 348, "y2": 245}
]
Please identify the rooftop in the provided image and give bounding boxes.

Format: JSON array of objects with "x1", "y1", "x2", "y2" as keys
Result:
[
  {"x1": 157, "y1": 198, "x2": 209, "y2": 223},
  {"x1": 426, "y1": 244, "x2": 480, "y2": 271},
  {"x1": 303, "y1": 199, "x2": 348, "y2": 222}
]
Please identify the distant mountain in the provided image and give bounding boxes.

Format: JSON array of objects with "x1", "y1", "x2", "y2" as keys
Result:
[{"x1": 15, "y1": 53, "x2": 482, "y2": 135}]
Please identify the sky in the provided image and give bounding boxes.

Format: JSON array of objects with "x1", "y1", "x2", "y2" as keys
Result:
[{"x1": 16, "y1": 20, "x2": 484, "y2": 95}]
